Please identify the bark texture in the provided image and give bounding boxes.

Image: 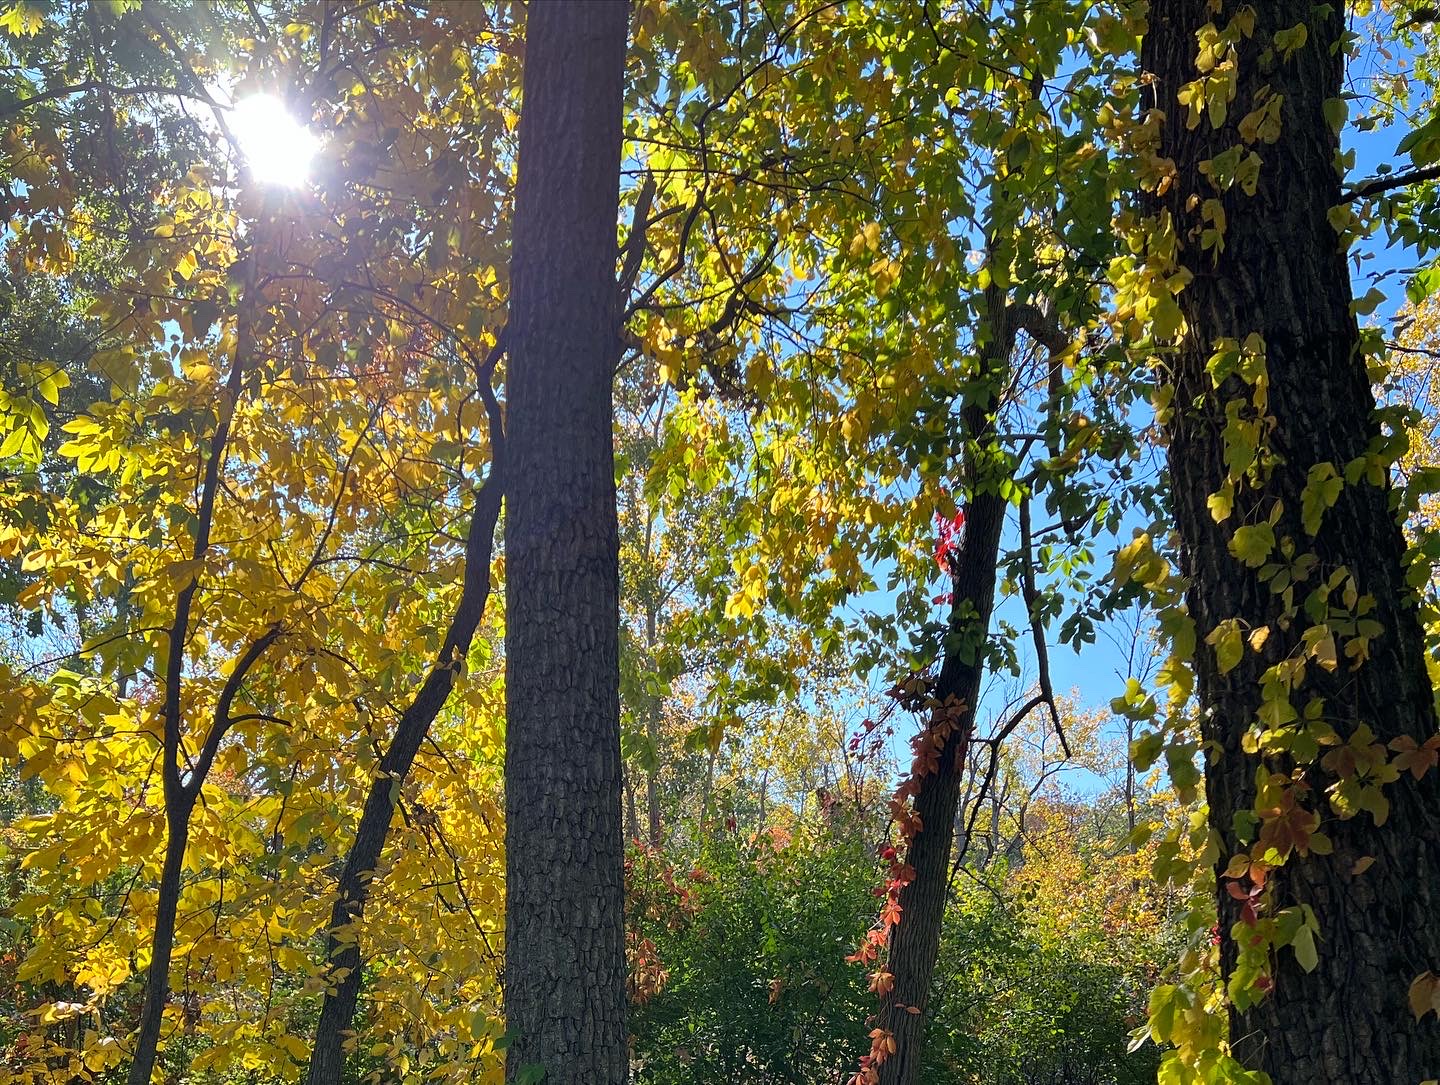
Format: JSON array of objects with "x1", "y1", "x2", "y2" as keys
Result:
[
  {"x1": 503, "y1": 3, "x2": 630, "y2": 1083},
  {"x1": 1144, "y1": 4, "x2": 1440, "y2": 1081}
]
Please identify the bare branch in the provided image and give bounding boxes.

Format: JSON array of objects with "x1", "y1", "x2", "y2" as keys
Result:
[
  {"x1": 1341, "y1": 163, "x2": 1440, "y2": 203},
  {"x1": 1018, "y1": 494, "x2": 1067, "y2": 758},
  {"x1": 619, "y1": 171, "x2": 658, "y2": 298}
]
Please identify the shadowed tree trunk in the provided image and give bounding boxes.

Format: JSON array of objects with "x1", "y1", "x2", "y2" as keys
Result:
[
  {"x1": 1143, "y1": 4, "x2": 1440, "y2": 1080},
  {"x1": 502, "y1": 3, "x2": 630, "y2": 1083},
  {"x1": 127, "y1": 234, "x2": 275, "y2": 1085},
  {"x1": 304, "y1": 368, "x2": 503, "y2": 1085},
  {"x1": 876, "y1": 290, "x2": 1025, "y2": 1085}
]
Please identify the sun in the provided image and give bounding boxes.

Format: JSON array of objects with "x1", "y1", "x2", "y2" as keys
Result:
[{"x1": 228, "y1": 94, "x2": 320, "y2": 187}]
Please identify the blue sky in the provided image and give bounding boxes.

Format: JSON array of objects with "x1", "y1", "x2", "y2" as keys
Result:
[{"x1": 832, "y1": 36, "x2": 1437, "y2": 793}]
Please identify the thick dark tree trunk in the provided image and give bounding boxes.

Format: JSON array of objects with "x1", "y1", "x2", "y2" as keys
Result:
[
  {"x1": 876, "y1": 292, "x2": 1022, "y2": 1085},
  {"x1": 1144, "y1": 4, "x2": 1440, "y2": 1081},
  {"x1": 502, "y1": 4, "x2": 629, "y2": 1083}
]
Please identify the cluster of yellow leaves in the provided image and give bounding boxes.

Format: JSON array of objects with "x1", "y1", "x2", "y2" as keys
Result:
[{"x1": 0, "y1": 2, "x2": 523, "y2": 1080}]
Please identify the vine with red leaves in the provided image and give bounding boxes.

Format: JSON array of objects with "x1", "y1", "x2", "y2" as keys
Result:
[{"x1": 844, "y1": 505, "x2": 973, "y2": 1085}]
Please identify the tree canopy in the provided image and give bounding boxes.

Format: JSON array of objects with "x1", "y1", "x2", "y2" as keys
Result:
[{"x1": 1, "y1": 3, "x2": 1438, "y2": 1085}]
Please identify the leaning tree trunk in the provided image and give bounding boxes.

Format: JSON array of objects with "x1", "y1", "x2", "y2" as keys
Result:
[
  {"x1": 876, "y1": 291, "x2": 1023, "y2": 1085},
  {"x1": 502, "y1": 3, "x2": 630, "y2": 1083},
  {"x1": 1144, "y1": 3, "x2": 1440, "y2": 1081},
  {"x1": 305, "y1": 435, "x2": 502, "y2": 1085}
]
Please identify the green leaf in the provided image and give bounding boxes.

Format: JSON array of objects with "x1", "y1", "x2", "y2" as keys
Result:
[
  {"x1": 1397, "y1": 113, "x2": 1440, "y2": 167},
  {"x1": 1208, "y1": 620, "x2": 1244, "y2": 675},
  {"x1": 1301, "y1": 463, "x2": 1343, "y2": 535},
  {"x1": 1406, "y1": 264, "x2": 1440, "y2": 304},
  {"x1": 1274, "y1": 23, "x2": 1308, "y2": 59},
  {"x1": 1130, "y1": 730, "x2": 1164, "y2": 772},
  {"x1": 1322, "y1": 97, "x2": 1347, "y2": 135},
  {"x1": 1351, "y1": 287, "x2": 1385, "y2": 317},
  {"x1": 0, "y1": 424, "x2": 28, "y2": 460},
  {"x1": 1229, "y1": 523, "x2": 1275, "y2": 567},
  {"x1": 1151, "y1": 294, "x2": 1184, "y2": 340},
  {"x1": 1292, "y1": 925, "x2": 1319, "y2": 972}
]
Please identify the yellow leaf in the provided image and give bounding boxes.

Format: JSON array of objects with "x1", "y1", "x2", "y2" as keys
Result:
[
  {"x1": 1206, "y1": 620, "x2": 1243, "y2": 675},
  {"x1": 1409, "y1": 971, "x2": 1440, "y2": 1021},
  {"x1": 0, "y1": 2, "x2": 46, "y2": 36}
]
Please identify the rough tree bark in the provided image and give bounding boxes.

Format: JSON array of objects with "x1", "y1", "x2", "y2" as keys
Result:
[
  {"x1": 1144, "y1": 3, "x2": 1440, "y2": 1080},
  {"x1": 502, "y1": 3, "x2": 630, "y2": 1083}
]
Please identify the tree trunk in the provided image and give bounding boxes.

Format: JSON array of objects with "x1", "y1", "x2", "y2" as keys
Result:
[
  {"x1": 127, "y1": 237, "x2": 264, "y2": 1085},
  {"x1": 1125, "y1": 715, "x2": 1137, "y2": 845},
  {"x1": 624, "y1": 768, "x2": 641, "y2": 842},
  {"x1": 305, "y1": 453, "x2": 503, "y2": 1085},
  {"x1": 645, "y1": 763, "x2": 662, "y2": 847},
  {"x1": 503, "y1": 3, "x2": 629, "y2": 1083},
  {"x1": 644, "y1": 607, "x2": 663, "y2": 847},
  {"x1": 128, "y1": 799, "x2": 191, "y2": 1085},
  {"x1": 876, "y1": 290, "x2": 1022, "y2": 1085},
  {"x1": 1143, "y1": 4, "x2": 1440, "y2": 1080},
  {"x1": 701, "y1": 745, "x2": 717, "y2": 822}
]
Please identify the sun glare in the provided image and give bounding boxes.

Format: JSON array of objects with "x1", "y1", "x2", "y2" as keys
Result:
[{"x1": 229, "y1": 94, "x2": 319, "y2": 187}]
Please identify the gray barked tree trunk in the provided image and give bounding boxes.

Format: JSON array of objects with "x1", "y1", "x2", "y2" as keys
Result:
[
  {"x1": 503, "y1": 2, "x2": 630, "y2": 1083},
  {"x1": 1144, "y1": 3, "x2": 1440, "y2": 1081}
]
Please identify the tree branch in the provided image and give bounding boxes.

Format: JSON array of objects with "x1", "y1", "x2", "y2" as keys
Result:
[
  {"x1": 187, "y1": 624, "x2": 284, "y2": 796},
  {"x1": 1341, "y1": 163, "x2": 1440, "y2": 203},
  {"x1": 1018, "y1": 495, "x2": 1068, "y2": 758},
  {"x1": 619, "y1": 171, "x2": 658, "y2": 299},
  {"x1": 0, "y1": 78, "x2": 219, "y2": 119}
]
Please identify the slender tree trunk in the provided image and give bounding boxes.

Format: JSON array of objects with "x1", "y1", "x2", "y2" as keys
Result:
[
  {"x1": 645, "y1": 761, "x2": 662, "y2": 847},
  {"x1": 701, "y1": 745, "x2": 717, "y2": 822},
  {"x1": 1124, "y1": 715, "x2": 1137, "y2": 844},
  {"x1": 127, "y1": 234, "x2": 265, "y2": 1085},
  {"x1": 1144, "y1": 4, "x2": 1440, "y2": 1080},
  {"x1": 876, "y1": 290, "x2": 1022, "y2": 1085},
  {"x1": 503, "y1": 4, "x2": 629, "y2": 1082},
  {"x1": 128, "y1": 798, "x2": 191, "y2": 1084},
  {"x1": 758, "y1": 766, "x2": 769, "y2": 828},
  {"x1": 644, "y1": 607, "x2": 663, "y2": 847},
  {"x1": 305, "y1": 447, "x2": 503, "y2": 1085},
  {"x1": 624, "y1": 768, "x2": 641, "y2": 842}
]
